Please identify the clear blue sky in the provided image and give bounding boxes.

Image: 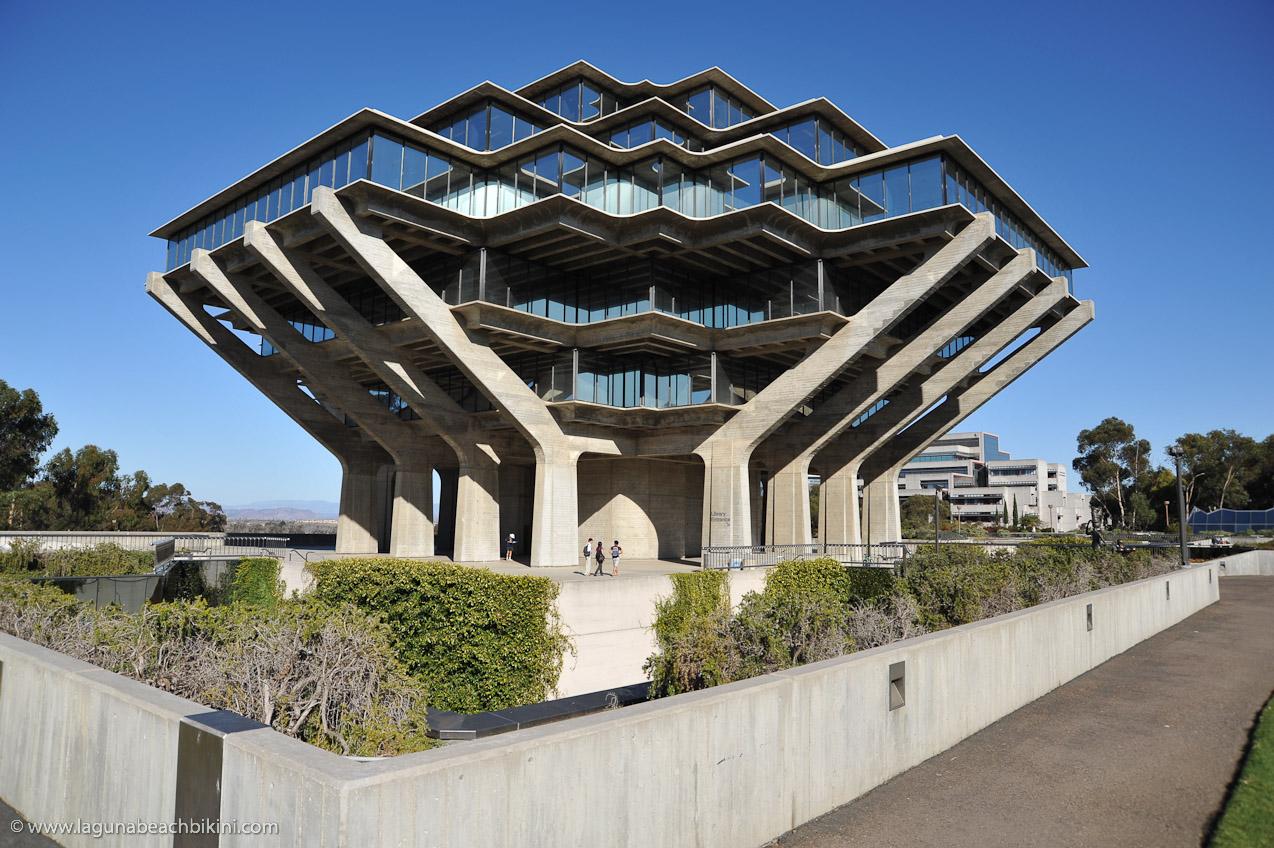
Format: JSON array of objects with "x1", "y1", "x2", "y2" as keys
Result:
[{"x1": 1, "y1": 0, "x2": 1270, "y2": 506}]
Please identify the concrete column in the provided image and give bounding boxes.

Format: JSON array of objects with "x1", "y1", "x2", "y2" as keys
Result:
[
  {"x1": 818, "y1": 459, "x2": 861, "y2": 545},
  {"x1": 766, "y1": 460, "x2": 812, "y2": 546},
  {"x1": 245, "y1": 224, "x2": 512, "y2": 563},
  {"x1": 698, "y1": 446, "x2": 754, "y2": 549},
  {"x1": 388, "y1": 468, "x2": 434, "y2": 557},
  {"x1": 189, "y1": 248, "x2": 440, "y2": 557},
  {"x1": 758, "y1": 247, "x2": 1036, "y2": 547},
  {"x1": 531, "y1": 449, "x2": 581, "y2": 566},
  {"x1": 454, "y1": 447, "x2": 501, "y2": 562},
  {"x1": 145, "y1": 272, "x2": 395, "y2": 555},
  {"x1": 861, "y1": 470, "x2": 902, "y2": 544},
  {"x1": 336, "y1": 461, "x2": 382, "y2": 554},
  {"x1": 695, "y1": 214, "x2": 996, "y2": 552},
  {"x1": 310, "y1": 189, "x2": 618, "y2": 565},
  {"x1": 860, "y1": 300, "x2": 1096, "y2": 489}
]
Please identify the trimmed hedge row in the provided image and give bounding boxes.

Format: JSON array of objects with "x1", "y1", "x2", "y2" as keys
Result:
[
  {"x1": 647, "y1": 546, "x2": 1175, "y2": 697},
  {"x1": 0, "y1": 541, "x2": 154, "y2": 577},
  {"x1": 307, "y1": 558, "x2": 569, "y2": 713}
]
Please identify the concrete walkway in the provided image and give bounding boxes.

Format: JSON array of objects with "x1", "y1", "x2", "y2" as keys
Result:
[{"x1": 775, "y1": 576, "x2": 1274, "y2": 848}]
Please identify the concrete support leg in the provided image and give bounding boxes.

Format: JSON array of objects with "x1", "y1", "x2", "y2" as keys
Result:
[
  {"x1": 454, "y1": 450, "x2": 501, "y2": 562},
  {"x1": 530, "y1": 451, "x2": 580, "y2": 567},
  {"x1": 819, "y1": 460, "x2": 862, "y2": 545},
  {"x1": 862, "y1": 471, "x2": 902, "y2": 544},
  {"x1": 390, "y1": 467, "x2": 435, "y2": 557},
  {"x1": 699, "y1": 451, "x2": 753, "y2": 549},
  {"x1": 767, "y1": 463, "x2": 813, "y2": 546},
  {"x1": 338, "y1": 461, "x2": 386, "y2": 554}
]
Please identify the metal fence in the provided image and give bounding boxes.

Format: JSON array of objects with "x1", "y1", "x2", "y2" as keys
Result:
[
  {"x1": 701, "y1": 542, "x2": 909, "y2": 570},
  {"x1": 0, "y1": 531, "x2": 288, "y2": 560}
]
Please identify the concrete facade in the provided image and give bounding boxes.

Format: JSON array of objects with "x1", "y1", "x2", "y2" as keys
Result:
[
  {"x1": 147, "y1": 62, "x2": 1090, "y2": 564},
  {"x1": 0, "y1": 565, "x2": 1220, "y2": 848}
]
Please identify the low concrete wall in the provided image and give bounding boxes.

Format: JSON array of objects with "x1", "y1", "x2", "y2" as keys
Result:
[
  {"x1": 556, "y1": 568, "x2": 768, "y2": 696},
  {"x1": 1213, "y1": 549, "x2": 1274, "y2": 576},
  {"x1": 0, "y1": 566, "x2": 1222, "y2": 847}
]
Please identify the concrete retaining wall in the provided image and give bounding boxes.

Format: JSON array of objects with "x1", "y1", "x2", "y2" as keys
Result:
[
  {"x1": 1213, "y1": 548, "x2": 1274, "y2": 576},
  {"x1": 0, "y1": 565, "x2": 1220, "y2": 848},
  {"x1": 556, "y1": 568, "x2": 768, "y2": 696}
]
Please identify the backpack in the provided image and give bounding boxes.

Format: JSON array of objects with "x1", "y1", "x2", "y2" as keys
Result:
[{"x1": 583, "y1": 543, "x2": 592, "y2": 556}]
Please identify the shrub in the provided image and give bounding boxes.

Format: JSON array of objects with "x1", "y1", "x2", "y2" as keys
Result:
[
  {"x1": 903, "y1": 545, "x2": 1019, "y2": 628},
  {"x1": 225, "y1": 557, "x2": 283, "y2": 607},
  {"x1": 0, "y1": 542, "x2": 155, "y2": 577},
  {"x1": 0, "y1": 540, "x2": 41, "y2": 574},
  {"x1": 0, "y1": 579, "x2": 432, "y2": 757},
  {"x1": 645, "y1": 571, "x2": 731, "y2": 697},
  {"x1": 727, "y1": 568, "x2": 851, "y2": 679},
  {"x1": 308, "y1": 558, "x2": 568, "y2": 713}
]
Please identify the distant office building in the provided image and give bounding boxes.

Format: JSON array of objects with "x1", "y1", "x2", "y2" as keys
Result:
[
  {"x1": 898, "y1": 431, "x2": 1090, "y2": 531},
  {"x1": 147, "y1": 62, "x2": 1090, "y2": 563}
]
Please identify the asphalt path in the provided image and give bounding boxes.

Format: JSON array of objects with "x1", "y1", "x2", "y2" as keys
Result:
[{"x1": 775, "y1": 576, "x2": 1274, "y2": 848}]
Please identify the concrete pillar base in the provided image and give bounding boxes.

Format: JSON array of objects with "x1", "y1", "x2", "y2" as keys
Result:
[
  {"x1": 766, "y1": 463, "x2": 813, "y2": 546},
  {"x1": 819, "y1": 460, "x2": 862, "y2": 545},
  {"x1": 862, "y1": 471, "x2": 902, "y2": 544},
  {"x1": 337, "y1": 462, "x2": 387, "y2": 554},
  {"x1": 454, "y1": 450, "x2": 501, "y2": 562},
  {"x1": 390, "y1": 468, "x2": 435, "y2": 557},
  {"x1": 530, "y1": 452, "x2": 580, "y2": 567}
]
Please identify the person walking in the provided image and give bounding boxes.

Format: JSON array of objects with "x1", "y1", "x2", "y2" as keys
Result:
[
  {"x1": 582, "y1": 538, "x2": 594, "y2": 575},
  {"x1": 593, "y1": 539, "x2": 607, "y2": 576},
  {"x1": 610, "y1": 540, "x2": 622, "y2": 576},
  {"x1": 505, "y1": 532, "x2": 516, "y2": 562}
]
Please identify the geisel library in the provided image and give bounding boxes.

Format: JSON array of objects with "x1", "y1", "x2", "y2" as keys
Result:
[{"x1": 146, "y1": 61, "x2": 1092, "y2": 566}]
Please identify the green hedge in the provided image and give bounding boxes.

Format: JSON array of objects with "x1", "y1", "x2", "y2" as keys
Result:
[
  {"x1": 645, "y1": 570, "x2": 731, "y2": 697},
  {"x1": 226, "y1": 557, "x2": 283, "y2": 607},
  {"x1": 0, "y1": 542, "x2": 153, "y2": 577},
  {"x1": 646, "y1": 545, "x2": 1175, "y2": 698},
  {"x1": 308, "y1": 558, "x2": 569, "y2": 713}
]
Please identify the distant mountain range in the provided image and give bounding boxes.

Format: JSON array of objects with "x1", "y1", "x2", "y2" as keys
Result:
[{"x1": 224, "y1": 500, "x2": 339, "y2": 521}]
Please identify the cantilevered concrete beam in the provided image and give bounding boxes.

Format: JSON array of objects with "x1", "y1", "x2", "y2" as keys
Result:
[
  {"x1": 310, "y1": 187, "x2": 619, "y2": 565},
  {"x1": 190, "y1": 249, "x2": 439, "y2": 557},
  {"x1": 145, "y1": 273, "x2": 391, "y2": 553},
  {"x1": 695, "y1": 213, "x2": 996, "y2": 549},
  {"x1": 815, "y1": 278, "x2": 1070, "y2": 544},
  {"x1": 857, "y1": 299, "x2": 1096, "y2": 543},
  {"x1": 763, "y1": 248, "x2": 1038, "y2": 545},
  {"x1": 243, "y1": 222, "x2": 502, "y2": 562}
]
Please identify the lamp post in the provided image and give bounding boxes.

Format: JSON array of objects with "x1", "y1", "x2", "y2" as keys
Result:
[
  {"x1": 934, "y1": 489, "x2": 943, "y2": 554},
  {"x1": 1166, "y1": 446, "x2": 1190, "y2": 568}
]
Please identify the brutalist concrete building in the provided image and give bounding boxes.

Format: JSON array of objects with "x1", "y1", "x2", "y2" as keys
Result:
[{"x1": 147, "y1": 61, "x2": 1091, "y2": 565}]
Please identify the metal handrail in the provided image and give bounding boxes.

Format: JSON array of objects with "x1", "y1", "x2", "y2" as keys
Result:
[{"x1": 701, "y1": 542, "x2": 908, "y2": 570}]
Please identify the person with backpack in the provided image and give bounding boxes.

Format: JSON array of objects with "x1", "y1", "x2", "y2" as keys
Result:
[
  {"x1": 593, "y1": 538, "x2": 607, "y2": 576},
  {"x1": 610, "y1": 540, "x2": 622, "y2": 576},
  {"x1": 505, "y1": 532, "x2": 516, "y2": 562},
  {"x1": 582, "y1": 538, "x2": 594, "y2": 575}
]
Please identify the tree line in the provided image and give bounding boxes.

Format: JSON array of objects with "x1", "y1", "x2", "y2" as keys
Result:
[
  {"x1": 1074, "y1": 417, "x2": 1274, "y2": 530},
  {"x1": 0, "y1": 379, "x2": 225, "y2": 531}
]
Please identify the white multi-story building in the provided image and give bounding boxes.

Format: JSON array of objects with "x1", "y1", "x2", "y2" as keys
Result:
[{"x1": 897, "y1": 431, "x2": 1091, "y2": 531}]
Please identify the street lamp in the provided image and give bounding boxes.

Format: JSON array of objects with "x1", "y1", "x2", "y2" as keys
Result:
[
  {"x1": 1166, "y1": 445, "x2": 1190, "y2": 568},
  {"x1": 934, "y1": 489, "x2": 944, "y2": 554}
]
